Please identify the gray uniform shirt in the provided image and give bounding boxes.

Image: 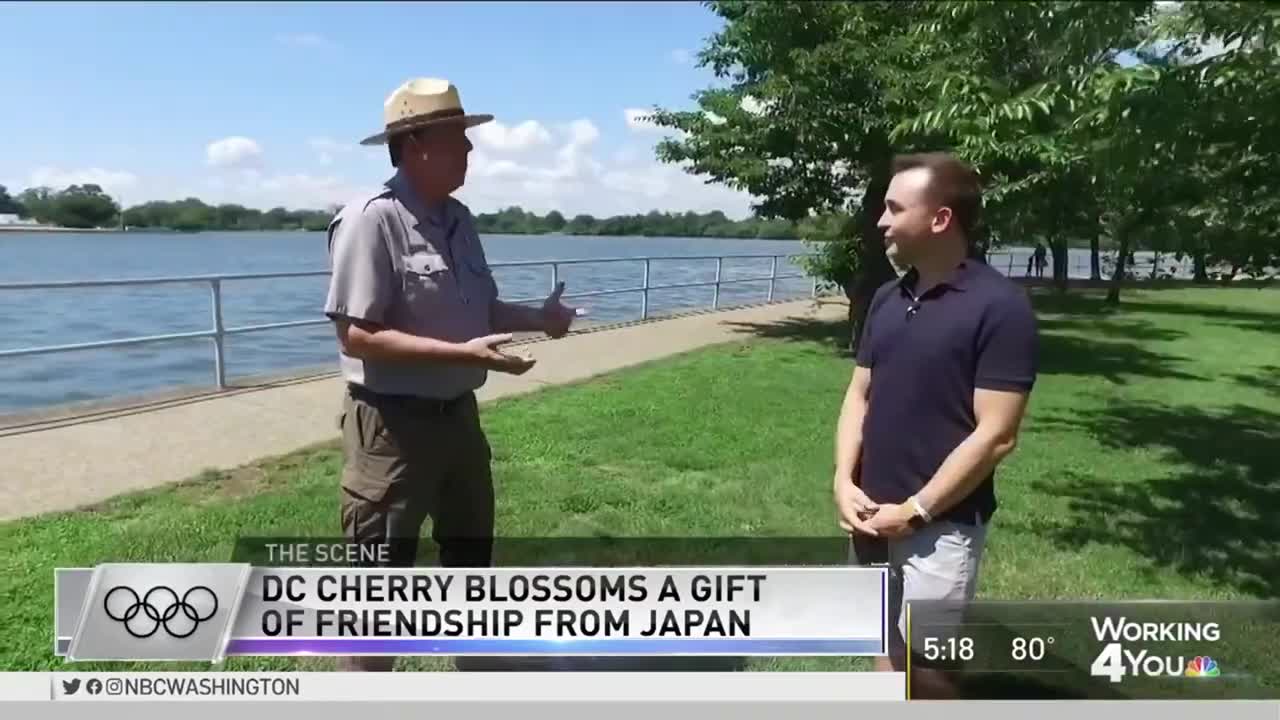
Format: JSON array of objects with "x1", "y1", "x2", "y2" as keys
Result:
[{"x1": 323, "y1": 171, "x2": 498, "y2": 400}]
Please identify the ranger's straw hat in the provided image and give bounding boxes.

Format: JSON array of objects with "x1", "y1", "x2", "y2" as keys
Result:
[{"x1": 358, "y1": 78, "x2": 493, "y2": 146}]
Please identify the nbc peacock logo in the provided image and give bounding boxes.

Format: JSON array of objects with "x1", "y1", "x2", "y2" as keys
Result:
[{"x1": 1185, "y1": 656, "x2": 1220, "y2": 677}]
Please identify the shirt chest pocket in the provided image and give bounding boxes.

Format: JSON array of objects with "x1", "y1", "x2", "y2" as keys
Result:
[{"x1": 402, "y1": 251, "x2": 453, "y2": 302}]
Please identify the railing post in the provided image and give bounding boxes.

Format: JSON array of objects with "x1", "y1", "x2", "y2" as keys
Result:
[
  {"x1": 712, "y1": 257, "x2": 722, "y2": 310},
  {"x1": 768, "y1": 256, "x2": 778, "y2": 302},
  {"x1": 551, "y1": 262, "x2": 559, "y2": 293},
  {"x1": 812, "y1": 274, "x2": 818, "y2": 298},
  {"x1": 210, "y1": 279, "x2": 227, "y2": 390},
  {"x1": 641, "y1": 258, "x2": 650, "y2": 320}
]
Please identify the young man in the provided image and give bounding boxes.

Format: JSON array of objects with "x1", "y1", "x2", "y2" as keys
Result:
[{"x1": 832, "y1": 153, "x2": 1038, "y2": 696}]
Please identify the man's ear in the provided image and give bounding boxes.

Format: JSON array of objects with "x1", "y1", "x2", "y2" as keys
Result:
[{"x1": 932, "y1": 206, "x2": 954, "y2": 234}]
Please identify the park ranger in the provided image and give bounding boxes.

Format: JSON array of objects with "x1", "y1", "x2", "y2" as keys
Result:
[{"x1": 323, "y1": 78, "x2": 576, "y2": 671}]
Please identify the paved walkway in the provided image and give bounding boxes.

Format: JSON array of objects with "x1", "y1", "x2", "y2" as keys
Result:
[{"x1": 0, "y1": 299, "x2": 846, "y2": 521}]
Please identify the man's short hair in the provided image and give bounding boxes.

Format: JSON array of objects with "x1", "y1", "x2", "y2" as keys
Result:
[{"x1": 891, "y1": 152, "x2": 983, "y2": 239}]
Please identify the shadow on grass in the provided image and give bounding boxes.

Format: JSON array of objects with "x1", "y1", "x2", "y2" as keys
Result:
[
  {"x1": 722, "y1": 295, "x2": 1206, "y2": 385},
  {"x1": 724, "y1": 316, "x2": 854, "y2": 358},
  {"x1": 1030, "y1": 288, "x2": 1280, "y2": 335},
  {"x1": 1230, "y1": 366, "x2": 1280, "y2": 399},
  {"x1": 1037, "y1": 317, "x2": 1188, "y2": 343},
  {"x1": 1105, "y1": 298, "x2": 1280, "y2": 337},
  {"x1": 1036, "y1": 332, "x2": 1205, "y2": 384},
  {"x1": 1030, "y1": 402, "x2": 1280, "y2": 598}
]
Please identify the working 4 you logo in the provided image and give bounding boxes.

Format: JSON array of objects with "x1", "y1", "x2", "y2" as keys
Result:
[{"x1": 1088, "y1": 616, "x2": 1222, "y2": 683}]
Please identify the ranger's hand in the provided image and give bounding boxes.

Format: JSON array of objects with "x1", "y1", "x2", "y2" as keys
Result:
[
  {"x1": 464, "y1": 333, "x2": 536, "y2": 375},
  {"x1": 540, "y1": 281, "x2": 577, "y2": 339}
]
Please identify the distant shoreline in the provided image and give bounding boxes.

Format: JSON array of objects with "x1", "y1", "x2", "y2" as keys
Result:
[
  {"x1": 0, "y1": 225, "x2": 805, "y2": 240},
  {"x1": 0, "y1": 225, "x2": 122, "y2": 233}
]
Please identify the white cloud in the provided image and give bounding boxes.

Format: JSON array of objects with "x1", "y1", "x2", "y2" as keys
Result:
[
  {"x1": 453, "y1": 118, "x2": 754, "y2": 219},
  {"x1": 471, "y1": 120, "x2": 552, "y2": 152},
  {"x1": 740, "y1": 95, "x2": 768, "y2": 115},
  {"x1": 276, "y1": 32, "x2": 333, "y2": 49},
  {"x1": 26, "y1": 166, "x2": 139, "y2": 196},
  {"x1": 308, "y1": 136, "x2": 355, "y2": 166},
  {"x1": 16, "y1": 115, "x2": 755, "y2": 218},
  {"x1": 564, "y1": 119, "x2": 600, "y2": 148},
  {"x1": 669, "y1": 48, "x2": 693, "y2": 65},
  {"x1": 623, "y1": 108, "x2": 665, "y2": 133},
  {"x1": 203, "y1": 169, "x2": 375, "y2": 210},
  {"x1": 206, "y1": 136, "x2": 264, "y2": 169}
]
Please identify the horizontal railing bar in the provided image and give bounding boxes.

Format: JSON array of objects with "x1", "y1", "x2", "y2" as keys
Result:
[
  {"x1": 502, "y1": 273, "x2": 810, "y2": 304},
  {"x1": 502, "y1": 285, "x2": 651, "y2": 304},
  {"x1": 489, "y1": 253, "x2": 809, "y2": 269},
  {"x1": 0, "y1": 330, "x2": 217, "y2": 358},
  {"x1": 223, "y1": 318, "x2": 331, "y2": 335},
  {"x1": 0, "y1": 270, "x2": 331, "y2": 291},
  {"x1": 0, "y1": 254, "x2": 816, "y2": 291},
  {"x1": 0, "y1": 252, "x2": 823, "y2": 370}
]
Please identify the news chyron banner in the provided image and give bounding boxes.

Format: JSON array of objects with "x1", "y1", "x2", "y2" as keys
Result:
[
  {"x1": 906, "y1": 600, "x2": 1280, "y2": 700},
  {"x1": 54, "y1": 564, "x2": 888, "y2": 661}
]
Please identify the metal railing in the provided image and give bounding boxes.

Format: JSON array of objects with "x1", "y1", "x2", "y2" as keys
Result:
[{"x1": 0, "y1": 253, "x2": 821, "y2": 390}]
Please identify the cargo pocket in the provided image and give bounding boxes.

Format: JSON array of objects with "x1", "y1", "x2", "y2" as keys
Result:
[{"x1": 341, "y1": 399, "x2": 406, "y2": 504}]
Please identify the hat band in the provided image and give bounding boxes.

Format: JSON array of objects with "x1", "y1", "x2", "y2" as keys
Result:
[{"x1": 385, "y1": 108, "x2": 466, "y2": 133}]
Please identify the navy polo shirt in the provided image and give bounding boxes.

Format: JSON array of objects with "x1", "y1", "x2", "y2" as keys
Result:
[{"x1": 855, "y1": 260, "x2": 1038, "y2": 524}]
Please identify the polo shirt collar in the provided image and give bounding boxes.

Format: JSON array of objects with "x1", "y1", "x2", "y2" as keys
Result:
[{"x1": 899, "y1": 259, "x2": 975, "y2": 296}]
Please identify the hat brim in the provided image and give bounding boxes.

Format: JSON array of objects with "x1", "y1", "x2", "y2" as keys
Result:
[{"x1": 359, "y1": 113, "x2": 494, "y2": 146}]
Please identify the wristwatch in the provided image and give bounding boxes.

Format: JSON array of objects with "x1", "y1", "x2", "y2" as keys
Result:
[{"x1": 907, "y1": 495, "x2": 932, "y2": 529}]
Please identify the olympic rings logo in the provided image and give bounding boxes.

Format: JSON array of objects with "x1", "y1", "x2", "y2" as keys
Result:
[{"x1": 103, "y1": 585, "x2": 219, "y2": 639}]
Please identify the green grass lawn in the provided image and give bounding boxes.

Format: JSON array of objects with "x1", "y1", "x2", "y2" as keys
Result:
[{"x1": 1, "y1": 286, "x2": 1277, "y2": 678}]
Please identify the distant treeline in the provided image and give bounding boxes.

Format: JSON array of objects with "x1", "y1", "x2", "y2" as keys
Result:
[
  {"x1": 124, "y1": 200, "x2": 333, "y2": 232},
  {"x1": 1, "y1": 183, "x2": 802, "y2": 238},
  {"x1": 472, "y1": 206, "x2": 799, "y2": 239},
  {"x1": 1, "y1": 183, "x2": 333, "y2": 231}
]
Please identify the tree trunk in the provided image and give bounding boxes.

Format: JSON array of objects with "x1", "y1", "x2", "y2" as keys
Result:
[
  {"x1": 1150, "y1": 251, "x2": 1160, "y2": 280},
  {"x1": 1052, "y1": 240, "x2": 1069, "y2": 292},
  {"x1": 1090, "y1": 234, "x2": 1102, "y2": 281},
  {"x1": 1193, "y1": 249, "x2": 1209, "y2": 284},
  {"x1": 1105, "y1": 224, "x2": 1130, "y2": 305},
  {"x1": 847, "y1": 173, "x2": 895, "y2": 352}
]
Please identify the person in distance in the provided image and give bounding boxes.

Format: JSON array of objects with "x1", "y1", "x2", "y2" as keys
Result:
[
  {"x1": 323, "y1": 77, "x2": 578, "y2": 672},
  {"x1": 833, "y1": 152, "x2": 1038, "y2": 697}
]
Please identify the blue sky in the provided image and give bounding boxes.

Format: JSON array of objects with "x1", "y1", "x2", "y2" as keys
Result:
[{"x1": 0, "y1": 1, "x2": 757, "y2": 217}]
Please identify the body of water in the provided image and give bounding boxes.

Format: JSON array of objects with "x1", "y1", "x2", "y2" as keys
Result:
[
  {"x1": 0, "y1": 231, "x2": 1196, "y2": 415},
  {"x1": 0, "y1": 231, "x2": 813, "y2": 414}
]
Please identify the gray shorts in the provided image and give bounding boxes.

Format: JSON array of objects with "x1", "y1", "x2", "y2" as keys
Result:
[{"x1": 849, "y1": 514, "x2": 987, "y2": 650}]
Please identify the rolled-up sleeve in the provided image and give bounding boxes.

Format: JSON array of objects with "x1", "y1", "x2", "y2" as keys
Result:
[
  {"x1": 324, "y1": 208, "x2": 394, "y2": 324},
  {"x1": 974, "y1": 291, "x2": 1039, "y2": 392}
]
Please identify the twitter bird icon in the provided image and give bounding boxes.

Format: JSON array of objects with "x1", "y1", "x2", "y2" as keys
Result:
[{"x1": 62, "y1": 678, "x2": 81, "y2": 695}]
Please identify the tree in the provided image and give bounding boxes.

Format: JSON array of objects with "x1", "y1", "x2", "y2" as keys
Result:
[
  {"x1": 18, "y1": 187, "x2": 56, "y2": 223},
  {"x1": 544, "y1": 210, "x2": 567, "y2": 232},
  {"x1": 900, "y1": 1, "x2": 1280, "y2": 301},
  {"x1": 651, "y1": 1, "x2": 942, "y2": 347},
  {"x1": 1166, "y1": 2, "x2": 1280, "y2": 283},
  {"x1": 649, "y1": 1, "x2": 1160, "y2": 343},
  {"x1": 0, "y1": 185, "x2": 24, "y2": 216},
  {"x1": 49, "y1": 184, "x2": 119, "y2": 228},
  {"x1": 889, "y1": 1, "x2": 1156, "y2": 297}
]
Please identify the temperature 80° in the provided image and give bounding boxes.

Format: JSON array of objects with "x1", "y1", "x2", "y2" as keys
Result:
[{"x1": 1011, "y1": 636, "x2": 1056, "y2": 661}]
